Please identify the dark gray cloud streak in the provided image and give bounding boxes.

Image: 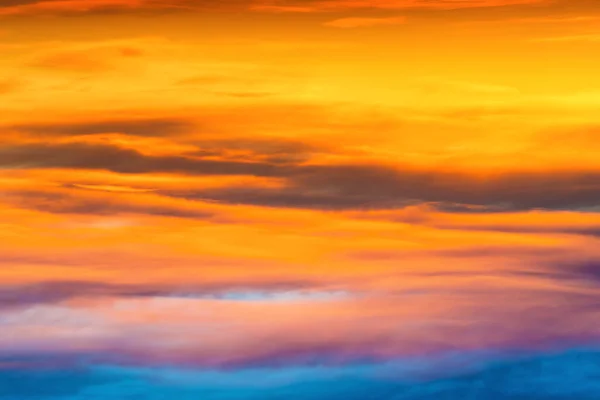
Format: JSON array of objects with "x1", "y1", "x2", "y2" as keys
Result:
[
  {"x1": 8, "y1": 118, "x2": 194, "y2": 137},
  {"x1": 0, "y1": 142, "x2": 283, "y2": 175},
  {"x1": 5, "y1": 188, "x2": 218, "y2": 219},
  {"x1": 172, "y1": 165, "x2": 600, "y2": 212},
  {"x1": 2, "y1": 141, "x2": 600, "y2": 212}
]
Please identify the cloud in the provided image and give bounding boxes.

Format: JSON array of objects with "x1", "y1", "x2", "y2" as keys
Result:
[
  {"x1": 0, "y1": 0, "x2": 149, "y2": 16},
  {"x1": 31, "y1": 50, "x2": 113, "y2": 72},
  {"x1": 2, "y1": 141, "x2": 600, "y2": 212},
  {"x1": 0, "y1": 281, "x2": 129, "y2": 309},
  {"x1": 0, "y1": 276, "x2": 597, "y2": 370},
  {"x1": 0, "y1": 279, "x2": 319, "y2": 310},
  {"x1": 28, "y1": 45, "x2": 145, "y2": 72},
  {"x1": 0, "y1": 206, "x2": 598, "y2": 374},
  {"x1": 0, "y1": 142, "x2": 284, "y2": 176},
  {"x1": 436, "y1": 220, "x2": 600, "y2": 238},
  {"x1": 172, "y1": 165, "x2": 600, "y2": 211},
  {"x1": 0, "y1": 0, "x2": 549, "y2": 15},
  {"x1": 9, "y1": 117, "x2": 194, "y2": 137},
  {"x1": 189, "y1": 137, "x2": 323, "y2": 164},
  {"x1": 372, "y1": 206, "x2": 600, "y2": 238},
  {"x1": 324, "y1": 16, "x2": 407, "y2": 28},
  {"x1": 71, "y1": 183, "x2": 156, "y2": 193},
  {"x1": 550, "y1": 260, "x2": 600, "y2": 284},
  {"x1": 251, "y1": 0, "x2": 546, "y2": 13},
  {"x1": 4, "y1": 186, "x2": 219, "y2": 219}
]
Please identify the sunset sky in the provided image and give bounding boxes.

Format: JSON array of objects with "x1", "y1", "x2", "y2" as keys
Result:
[{"x1": 1, "y1": 0, "x2": 600, "y2": 398}]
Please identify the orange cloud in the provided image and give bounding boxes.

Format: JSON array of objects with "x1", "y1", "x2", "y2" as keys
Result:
[
  {"x1": 0, "y1": 0, "x2": 549, "y2": 15},
  {"x1": 0, "y1": 0, "x2": 147, "y2": 15},
  {"x1": 29, "y1": 45, "x2": 145, "y2": 72},
  {"x1": 252, "y1": 0, "x2": 546, "y2": 13},
  {"x1": 323, "y1": 16, "x2": 407, "y2": 28}
]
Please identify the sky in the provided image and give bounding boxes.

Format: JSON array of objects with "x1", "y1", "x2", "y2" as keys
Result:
[{"x1": 1, "y1": 0, "x2": 600, "y2": 398}]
